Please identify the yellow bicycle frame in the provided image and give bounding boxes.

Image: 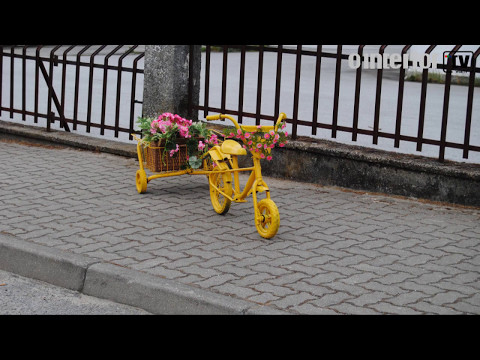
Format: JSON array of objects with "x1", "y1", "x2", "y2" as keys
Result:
[
  {"x1": 205, "y1": 113, "x2": 287, "y2": 221},
  {"x1": 133, "y1": 112, "x2": 287, "y2": 238}
]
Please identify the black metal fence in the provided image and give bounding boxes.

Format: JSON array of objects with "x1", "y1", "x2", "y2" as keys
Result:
[
  {"x1": 194, "y1": 45, "x2": 480, "y2": 162},
  {"x1": 0, "y1": 45, "x2": 144, "y2": 140},
  {"x1": 2, "y1": 45, "x2": 479, "y2": 163}
]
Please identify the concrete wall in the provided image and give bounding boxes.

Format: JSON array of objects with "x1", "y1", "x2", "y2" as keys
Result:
[{"x1": 239, "y1": 136, "x2": 480, "y2": 207}]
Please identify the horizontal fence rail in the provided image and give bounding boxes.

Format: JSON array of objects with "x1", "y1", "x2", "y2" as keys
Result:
[
  {"x1": 0, "y1": 45, "x2": 145, "y2": 141},
  {"x1": 193, "y1": 45, "x2": 480, "y2": 162}
]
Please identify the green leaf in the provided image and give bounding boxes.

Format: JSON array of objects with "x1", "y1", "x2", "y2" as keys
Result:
[{"x1": 188, "y1": 156, "x2": 203, "y2": 169}]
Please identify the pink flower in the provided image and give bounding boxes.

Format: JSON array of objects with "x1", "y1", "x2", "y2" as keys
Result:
[
  {"x1": 169, "y1": 144, "x2": 180, "y2": 157},
  {"x1": 264, "y1": 144, "x2": 268, "y2": 149},
  {"x1": 244, "y1": 132, "x2": 251, "y2": 139},
  {"x1": 285, "y1": 132, "x2": 288, "y2": 137},
  {"x1": 208, "y1": 133, "x2": 218, "y2": 145},
  {"x1": 198, "y1": 141, "x2": 205, "y2": 151},
  {"x1": 257, "y1": 143, "x2": 262, "y2": 148},
  {"x1": 247, "y1": 140, "x2": 253, "y2": 146},
  {"x1": 260, "y1": 153, "x2": 265, "y2": 159},
  {"x1": 269, "y1": 130, "x2": 275, "y2": 136},
  {"x1": 279, "y1": 143, "x2": 285, "y2": 147},
  {"x1": 178, "y1": 125, "x2": 191, "y2": 138},
  {"x1": 266, "y1": 155, "x2": 273, "y2": 161},
  {"x1": 264, "y1": 133, "x2": 270, "y2": 140}
]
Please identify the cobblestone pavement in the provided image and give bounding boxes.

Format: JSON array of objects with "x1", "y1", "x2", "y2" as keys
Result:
[{"x1": 1, "y1": 138, "x2": 479, "y2": 314}]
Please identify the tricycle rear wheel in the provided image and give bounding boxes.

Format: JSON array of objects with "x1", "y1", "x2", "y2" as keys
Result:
[
  {"x1": 136, "y1": 169, "x2": 147, "y2": 194},
  {"x1": 209, "y1": 170, "x2": 232, "y2": 215}
]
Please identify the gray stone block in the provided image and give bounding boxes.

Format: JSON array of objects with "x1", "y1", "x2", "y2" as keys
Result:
[
  {"x1": 83, "y1": 262, "x2": 256, "y2": 315},
  {"x1": 0, "y1": 234, "x2": 98, "y2": 291}
]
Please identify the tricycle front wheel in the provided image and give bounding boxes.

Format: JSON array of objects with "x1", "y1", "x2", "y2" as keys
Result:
[{"x1": 255, "y1": 199, "x2": 280, "y2": 239}]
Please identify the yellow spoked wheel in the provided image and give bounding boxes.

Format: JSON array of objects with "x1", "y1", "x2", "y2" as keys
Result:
[
  {"x1": 203, "y1": 155, "x2": 213, "y2": 180},
  {"x1": 255, "y1": 199, "x2": 280, "y2": 239},
  {"x1": 209, "y1": 170, "x2": 232, "y2": 215},
  {"x1": 136, "y1": 169, "x2": 147, "y2": 194}
]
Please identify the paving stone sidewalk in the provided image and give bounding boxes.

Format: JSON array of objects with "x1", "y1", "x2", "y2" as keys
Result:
[{"x1": 1, "y1": 138, "x2": 479, "y2": 314}]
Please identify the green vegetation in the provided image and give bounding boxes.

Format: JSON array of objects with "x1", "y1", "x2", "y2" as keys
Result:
[{"x1": 405, "y1": 71, "x2": 480, "y2": 87}]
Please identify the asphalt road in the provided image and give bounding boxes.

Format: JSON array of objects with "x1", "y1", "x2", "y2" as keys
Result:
[{"x1": 0, "y1": 268, "x2": 151, "y2": 315}]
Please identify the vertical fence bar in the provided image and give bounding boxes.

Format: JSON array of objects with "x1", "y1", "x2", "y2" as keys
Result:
[
  {"x1": 238, "y1": 45, "x2": 246, "y2": 124},
  {"x1": 115, "y1": 45, "x2": 137, "y2": 138},
  {"x1": 47, "y1": 46, "x2": 62, "y2": 127},
  {"x1": 86, "y1": 45, "x2": 107, "y2": 133},
  {"x1": 416, "y1": 45, "x2": 437, "y2": 152},
  {"x1": 373, "y1": 45, "x2": 387, "y2": 145},
  {"x1": 394, "y1": 45, "x2": 412, "y2": 148},
  {"x1": 352, "y1": 45, "x2": 365, "y2": 142},
  {"x1": 203, "y1": 45, "x2": 211, "y2": 118},
  {"x1": 312, "y1": 45, "x2": 322, "y2": 136},
  {"x1": 47, "y1": 50, "x2": 53, "y2": 124},
  {"x1": 47, "y1": 111, "x2": 53, "y2": 132},
  {"x1": 439, "y1": 45, "x2": 461, "y2": 162},
  {"x1": 221, "y1": 45, "x2": 228, "y2": 114},
  {"x1": 332, "y1": 45, "x2": 342, "y2": 138},
  {"x1": 73, "y1": 45, "x2": 92, "y2": 131},
  {"x1": 188, "y1": 45, "x2": 194, "y2": 119},
  {"x1": 255, "y1": 45, "x2": 264, "y2": 125},
  {"x1": 100, "y1": 45, "x2": 123, "y2": 135},
  {"x1": 274, "y1": 45, "x2": 283, "y2": 122},
  {"x1": 129, "y1": 52, "x2": 144, "y2": 140},
  {"x1": 34, "y1": 46, "x2": 43, "y2": 124},
  {"x1": 9, "y1": 46, "x2": 15, "y2": 118},
  {"x1": 22, "y1": 46, "x2": 28, "y2": 120},
  {"x1": 463, "y1": 47, "x2": 480, "y2": 159},
  {"x1": 61, "y1": 45, "x2": 76, "y2": 125},
  {"x1": 292, "y1": 45, "x2": 302, "y2": 139}
]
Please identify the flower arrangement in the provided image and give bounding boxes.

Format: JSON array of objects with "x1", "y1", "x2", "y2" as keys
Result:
[
  {"x1": 136, "y1": 113, "x2": 219, "y2": 169},
  {"x1": 222, "y1": 119, "x2": 288, "y2": 160}
]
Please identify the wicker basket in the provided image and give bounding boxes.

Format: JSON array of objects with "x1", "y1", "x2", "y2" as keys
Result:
[{"x1": 145, "y1": 138, "x2": 188, "y2": 173}]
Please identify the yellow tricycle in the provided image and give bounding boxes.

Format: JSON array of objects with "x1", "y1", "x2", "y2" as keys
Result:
[{"x1": 134, "y1": 113, "x2": 288, "y2": 239}]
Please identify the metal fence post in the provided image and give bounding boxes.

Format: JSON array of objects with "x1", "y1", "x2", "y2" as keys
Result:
[{"x1": 142, "y1": 45, "x2": 201, "y2": 120}]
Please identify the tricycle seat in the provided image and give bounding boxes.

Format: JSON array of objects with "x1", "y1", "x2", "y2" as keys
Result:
[{"x1": 221, "y1": 140, "x2": 247, "y2": 156}]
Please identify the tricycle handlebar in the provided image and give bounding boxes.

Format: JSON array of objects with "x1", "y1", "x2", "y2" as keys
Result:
[{"x1": 206, "y1": 113, "x2": 287, "y2": 133}]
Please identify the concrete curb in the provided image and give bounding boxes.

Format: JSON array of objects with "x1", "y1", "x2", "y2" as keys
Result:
[
  {"x1": 0, "y1": 121, "x2": 137, "y2": 158},
  {"x1": 0, "y1": 234, "x2": 287, "y2": 315}
]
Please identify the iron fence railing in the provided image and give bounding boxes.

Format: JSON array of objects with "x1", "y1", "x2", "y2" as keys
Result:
[
  {"x1": 193, "y1": 45, "x2": 480, "y2": 162},
  {"x1": 2, "y1": 45, "x2": 479, "y2": 163},
  {"x1": 0, "y1": 45, "x2": 144, "y2": 140}
]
